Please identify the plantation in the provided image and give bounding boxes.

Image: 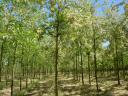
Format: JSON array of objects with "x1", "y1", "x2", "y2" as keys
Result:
[{"x1": 0, "y1": 0, "x2": 128, "y2": 96}]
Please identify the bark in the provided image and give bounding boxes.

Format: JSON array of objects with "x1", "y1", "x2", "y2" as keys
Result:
[
  {"x1": 80, "y1": 44, "x2": 84, "y2": 85},
  {"x1": 11, "y1": 42, "x2": 17, "y2": 96},
  {"x1": 75, "y1": 52, "x2": 78, "y2": 80},
  {"x1": 115, "y1": 45, "x2": 120, "y2": 85},
  {"x1": 55, "y1": 31, "x2": 59, "y2": 96},
  {"x1": 93, "y1": 37, "x2": 99, "y2": 91},
  {"x1": 0, "y1": 40, "x2": 5, "y2": 82},
  {"x1": 87, "y1": 52, "x2": 91, "y2": 85},
  {"x1": 55, "y1": 11, "x2": 59, "y2": 96},
  {"x1": 20, "y1": 47, "x2": 24, "y2": 91}
]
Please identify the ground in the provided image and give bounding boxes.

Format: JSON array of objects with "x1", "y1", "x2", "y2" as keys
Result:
[{"x1": 0, "y1": 74, "x2": 128, "y2": 96}]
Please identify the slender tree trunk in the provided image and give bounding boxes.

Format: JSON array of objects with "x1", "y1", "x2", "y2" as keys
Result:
[
  {"x1": 73, "y1": 58, "x2": 76, "y2": 80},
  {"x1": 75, "y1": 52, "x2": 78, "y2": 80},
  {"x1": 30, "y1": 55, "x2": 34, "y2": 82},
  {"x1": 87, "y1": 52, "x2": 91, "y2": 85},
  {"x1": 20, "y1": 47, "x2": 24, "y2": 91},
  {"x1": 91, "y1": 10, "x2": 99, "y2": 91},
  {"x1": 115, "y1": 44, "x2": 120, "y2": 85},
  {"x1": 93, "y1": 32, "x2": 99, "y2": 91},
  {"x1": 113, "y1": 29, "x2": 120, "y2": 85},
  {"x1": 78, "y1": 51, "x2": 80, "y2": 81},
  {"x1": 55, "y1": 31, "x2": 59, "y2": 96},
  {"x1": 80, "y1": 44, "x2": 84, "y2": 85},
  {"x1": 81, "y1": 53, "x2": 84, "y2": 85},
  {"x1": 0, "y1": 40, "x2": 5, "y2": 82},
  {"x1": 121, "y1": 53, "x2": 125, "y2": 79},
  {"x1": 6, "y1": 58, "x2": 10, "y2": 87},
  {"x1": 55, "y1": 13, "x2": 59, "y2": 96},
  {"x1": 11, "y1": 42, "x2": 17, "y2": 96},
  {"x1": 26, "y1": 61, "x2": 28, "y2": 88}
]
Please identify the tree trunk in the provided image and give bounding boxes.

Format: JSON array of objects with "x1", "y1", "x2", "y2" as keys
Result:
[
  {"x1": 87, "y1": 52, "x2": 91, "y2": 85},
  {"x1": 55, "y1": 13, "x2": 60, "y2": 96},
  {"x1": 26, "y1": 61, "x2": 28, "y2": 89},
  {"x1": 115, "y1": 44, "x2": 120, "y2": 85},
  {"x1": 11, "y1": 42, "x2": 17, "y2": 96},
  {"x1": 0, "y1": 40, "x2": 5, "y2": 82},
  {"x1": 20, "y1": 47, "x2": 24, "y2": 91},
  {"x1": 80, "y1": 44, "x2": 84, "y2": 85},
  {"x1": 75, "y1": 52, "x2": 78, "y2": 80},
  {"x1": 6, "y1": 57, "x2": 10, "y2": 87},
  {"x1": 121, "y1": 53, "x2": 125, "y2": 79},
  {"x1": 55, "y1": 32, "x2": 59, "y2": 96},
  {"x1": 93, "y1": 33, "x2": 99, "y2": 91},
  {"x1": 91, "y1": 10, "x2": 99, "y2": 91}
]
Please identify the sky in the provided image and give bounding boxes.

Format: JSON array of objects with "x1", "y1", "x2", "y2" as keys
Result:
[
  {"x1": 94, "y1": 0, "x2": 125, "y2": 16},
  {"x1": 102, "y1": 41, "x2": 110, "y2": 48}
]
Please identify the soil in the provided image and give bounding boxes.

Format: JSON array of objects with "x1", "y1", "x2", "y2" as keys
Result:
[{"x1": 0, "y1": 75, "x2": 128, "y2": 96}]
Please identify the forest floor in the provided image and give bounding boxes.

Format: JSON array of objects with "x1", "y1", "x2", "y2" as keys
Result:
[{"x1": 0, "y1": 74, "x2": 128, "y2": 96}]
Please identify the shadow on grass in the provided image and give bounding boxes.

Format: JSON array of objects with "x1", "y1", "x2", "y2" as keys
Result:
[{"x1": 80, "y1": 84, "x2": 121, "y2": 96}]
